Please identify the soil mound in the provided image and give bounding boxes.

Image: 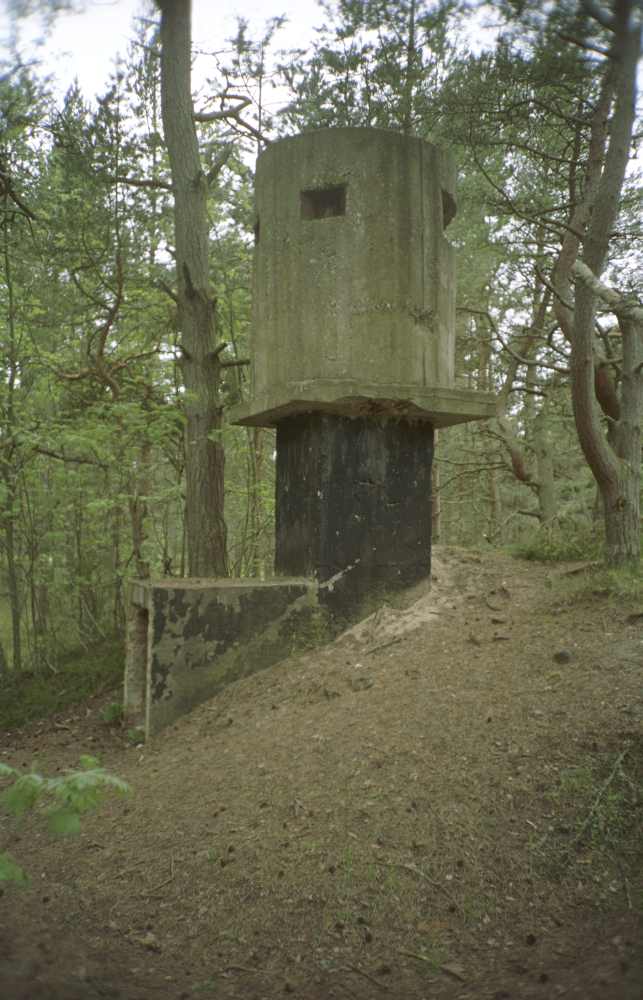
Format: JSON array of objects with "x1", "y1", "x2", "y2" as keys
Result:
[{"x1": 1, "y1": 548, "x2": 641, "y2": 999}]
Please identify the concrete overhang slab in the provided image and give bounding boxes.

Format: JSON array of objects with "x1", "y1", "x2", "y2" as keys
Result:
[{"x1": 229, "y1": 379, "x2": 496, "y2": 429}]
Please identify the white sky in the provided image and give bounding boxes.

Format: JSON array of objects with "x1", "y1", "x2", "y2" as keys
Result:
[{"x1": 1, "y1": 0, "x2": 323, "y2": 100}]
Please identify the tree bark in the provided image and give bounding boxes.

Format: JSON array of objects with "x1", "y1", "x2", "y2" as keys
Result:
[
  {"x1": 1, "y1": 191, "x2": 23, "y2": 671},
  {"x1": 533, "y1": 409, "x2": 556, "y2": 524},
  {"x1": 569, "y1": 1, "x2": 641, "y2": 567},
  {"x1": 157, "y1": 0, "x2": 228, "y2": 577}
]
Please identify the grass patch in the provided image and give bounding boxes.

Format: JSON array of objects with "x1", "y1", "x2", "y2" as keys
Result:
[
  {"x1": 566, "y1": 564, "x2": 643, "y2": 603},
  {"x1": 531, "y1": 744, "x2": 642, "y2": 885},
  {"x1": 0, "y1": 637, "x2": 123, "y2": 730},
  {"x1": 547, "y1": 562, "x2": 643, "y2": 608},
  {"x1": 510, "y1": 518, "x2": 603, "y2": 563}
]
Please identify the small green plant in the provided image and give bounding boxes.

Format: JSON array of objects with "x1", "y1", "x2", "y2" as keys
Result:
[
  {"x1": 406, "y1": 943, "x2": 448, "y2": 974},
  {"x1": 126, "y1": 727, "x2": 145, "y2": 745},
  {"x1": 100, "y1": 701, "x2": 124, "y2": 725},
  {"x1": 0, "y1": 639, "x2": 124, "y2": 730},
  {"x1": 557, "y1": 761, "x2": 631, "y2": 852},
  {"x1": 533, "y1": 748, "x2": 641, "y2": 878},
  {"x1": 342, "y1": 844, "x2": 354, "y2": 877},
  {"x1": 562, "y1": 564, "x2": 643, "y2": 603},
  {"x1": 511, "y1": 517, "x2": 602, "y2": 563},
  {"x1": 0, "y1": 755, "x2": 130, "y2": 885},
  {"x1": 192, "y1": 977, "x2": 217, "y2": 993}
]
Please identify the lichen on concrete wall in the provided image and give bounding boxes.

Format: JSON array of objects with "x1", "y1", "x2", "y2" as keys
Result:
[{"x1": 124, "y1": 579, "x2": 324, "y2": 737}]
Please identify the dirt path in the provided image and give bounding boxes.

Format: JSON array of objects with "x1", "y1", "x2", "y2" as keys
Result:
[{"x1": 1, "y1": 547, "x2": 642, "y2": 999}]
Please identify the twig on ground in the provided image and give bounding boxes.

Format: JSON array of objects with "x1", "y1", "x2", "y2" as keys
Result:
[
  {"x1": 344, "y1": 964, "x2": 390, "y2": 991},
  {"x1": 618, "y1": 863, "x2": 633, "y2": 910},
  {"x1": 374, "y1": 860, "x2": 462, "y2": 912},
  {"x1": 145, "y1": 853, "x2": 175, "y2": 894},
  {"x1": 364, "y1": 636, "x2": 405, "y2": 657},
  {"x1": 221, "y1": 965, "x2": 269, "y2": 976},
  {"x1": 396, "y1": 948, "x2": 435, "y2": 963}
]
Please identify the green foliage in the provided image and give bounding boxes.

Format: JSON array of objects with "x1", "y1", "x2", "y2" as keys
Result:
[
  {"x1": 100, "y1": 701, "x2": 124, "y2": 725},
  {"x1": 0, "y1": 640, "x2": 124, "y2": 730},
  {"x1": 0, "y1": 852, "x2": 30, "y2": 885},
  {"x1": 556, "y1": 564, "x2": 643, "y2": 605},
  {"x1": 280, "y1": 0, "x2": 458, "y2": 134},
  {"x1": 533, "y1": 748, "x2": 641, "y2": 879},
  {"x1": 1, "y1": 0, "x2": 640, "y2": 675},
  {"x1": 510, "y1": 518, "x2": 603, "y2": 563},
  {"x1": 0, "y1": 756, "x2": 130, "y2": 885},
  {"x1": 591, "y1": 567, "x2": 643, "y2": 603}
]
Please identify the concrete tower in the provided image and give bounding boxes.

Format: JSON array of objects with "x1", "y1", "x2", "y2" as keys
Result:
[{"x1": 231, "y1": 127, "x2": 494, "y2": 610}]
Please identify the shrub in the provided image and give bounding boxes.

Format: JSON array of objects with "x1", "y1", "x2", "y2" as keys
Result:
[
  {"x1": 0, "y1": 755, "x2": 130, "y2": 884},
  {"x1": 512, "y1": 517, "x2": 602, "y2": 562}
]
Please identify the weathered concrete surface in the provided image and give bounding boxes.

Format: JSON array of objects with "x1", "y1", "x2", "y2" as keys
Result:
[
  {"x1": 124, "y1": 579, "x2": 321, "y2": 737},
  {"x1": 229, "y1": 126, "x2": 494, "y2": 429},
  {"x1": 275, "y1": 413, "x2": 434, "y2": 614},
  {"x1": 231, "y1": 379, "x2": 495, "y2": 428}
]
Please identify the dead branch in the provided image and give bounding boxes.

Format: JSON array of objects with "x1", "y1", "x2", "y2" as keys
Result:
[
  {"x1": 194, "y1": 95, "x2": 252, "y2": 122},
  {"x1": 220, "y1": 358, "x2": 250, "y2": 369},
  {"x1": 194, "y1": 95, "x2": 268, "y2": 147},
  {"x1": 34, "y1": 446, "x2": 108, "y2": 469},
  {"x1": 113, "y1": 174, "x2": 172, "y2": 191}
]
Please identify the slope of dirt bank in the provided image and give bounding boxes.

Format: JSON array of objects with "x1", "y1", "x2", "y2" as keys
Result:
[{"x1": 1, "y1": 547, "x2": 642, "y2": 1000}]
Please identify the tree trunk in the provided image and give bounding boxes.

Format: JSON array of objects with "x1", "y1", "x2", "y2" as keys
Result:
[
  {"x1": 488, "y1": 465, "x2": 501, "y2": 542},
  {"x1": 569, "y1": 5, "x2": 641, "y2": 567},
  {"x1": 544, "y1": 1, "x2": 641, "y2": 568},
  {"x1": 533, "y1": 410, "x2": 556, "y2": 524},
  {"x1": 111, "y1": 483, "x2": 124, "y2": 633},
  {"x1": 1, "y1": 192, "x2": 22, "y2": 671},
  {"x1": 128, "y1": 433, "x2": 152, "y2": 580},
  {"x1": 4, "y1": 498, "x2": 22, "y2": 671},
  {"x1": 158, "y1": 0, "x2": 228, "y2": 577}
]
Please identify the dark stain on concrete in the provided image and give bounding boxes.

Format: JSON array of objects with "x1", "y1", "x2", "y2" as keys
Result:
[
  {"x1": 151, "y1": 651, "x2": 172, "y2": 703},
  {"x1": 276, "y1": 412, "x2": 433, "y2": 615}
]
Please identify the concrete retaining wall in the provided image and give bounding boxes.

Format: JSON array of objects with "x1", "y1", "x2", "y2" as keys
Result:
[{"x1": 124, "y1": 578, "x2": 321, "y2": 738}]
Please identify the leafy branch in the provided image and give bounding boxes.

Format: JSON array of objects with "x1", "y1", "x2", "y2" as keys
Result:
[{"x1": 0, "y1": 756, "x2": 130, "y2": 885}]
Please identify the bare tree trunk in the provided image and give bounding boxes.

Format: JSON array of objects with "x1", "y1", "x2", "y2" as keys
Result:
[
  {"x1": 4, "y1": 493, "x2": 22, "y2": 670},
  {"x1": 1, "y1": 192, "x2": 22, "y2": 671},
  {"x1": 533, "y1": 410, "x2": 556, "y2": 524},
  {"x1": 111, "y1": 483, "x2": 124, "y2": 632},
  {"x1": 158, "y1": 0, "x2": 228, "y2": 577},
  {"x1": 488, "y1": 465, "x2": 501, "y2": 542},
  {"x1": 128, "y1": 444, "x2": 152, "y2": 582}
]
